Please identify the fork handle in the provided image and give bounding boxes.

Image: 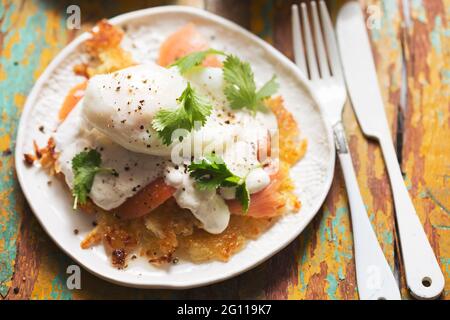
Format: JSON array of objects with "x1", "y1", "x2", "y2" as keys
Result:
[
  {"x1": 334, "y1": 123, "x2": 401, "y2": 300},
  {"x1": 379, "y1": 134, "x2": 444, "y2": 299}
]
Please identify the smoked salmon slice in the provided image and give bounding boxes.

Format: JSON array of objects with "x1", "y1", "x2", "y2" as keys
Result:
[
  {"x1": 228, "y1": 169, "x2": 287, "y2": 218},
  {"x1": 227, "y1": 182, "x2": 283, "y2": 218},
  {"x1": 116, "y1": 170, "x2": 288, "y2": 221},
  {"x1": 158, "y1": 23, "x2": 222, "y2": 68},
  {"x1": 115, "y1": 178, "x2": 176, "y2": 220},
  {"x1": 58, "y1": 81, "x2": 87, "y2": 121}
]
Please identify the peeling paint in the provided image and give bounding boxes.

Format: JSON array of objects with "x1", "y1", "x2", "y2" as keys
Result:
[{"x1": 0, "y1": 0, "x2": 448, "y2": 300}]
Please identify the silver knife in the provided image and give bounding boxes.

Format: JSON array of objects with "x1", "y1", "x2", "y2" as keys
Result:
[{"x1": 336, "y1": 1, "x2": 445, "y2": 299}]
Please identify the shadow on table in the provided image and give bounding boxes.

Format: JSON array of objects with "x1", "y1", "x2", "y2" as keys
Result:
[{"x1": 40, "y1": 0, "x2": 176, "y2": 23}]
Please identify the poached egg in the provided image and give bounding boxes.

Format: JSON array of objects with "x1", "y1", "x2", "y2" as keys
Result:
[{"x1": 56, "y1": 63, "x2": 277, "y2": 233}]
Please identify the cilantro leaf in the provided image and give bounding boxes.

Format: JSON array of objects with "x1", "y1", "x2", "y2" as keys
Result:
[
  {"x1": 170, "y1": 49, "x2": 225, "y2": 75},
  {"x1": 152, "y1": 82, "x2": 212, "y2": 145},
  {"x1": 222, "y1": 55, "x2": 256, "y2": 110},
  {"x1": 72, "y1": 149, "x2": 114, "y2": 209},
  {"x1": 188, "y1": 154, "x2": 236, "y2": 190},
  {"x1": 151, "y1": 108, "x2": 190, "y2": 146},
  {"x1": 256, "y1": 75, "x2": 279, "y2": 100},
  {"x1": 223, "y1": 54, "x2": 279, "y2": 113},
  {"x1": 236, "y1": 182, "x2": 250, "y2": 213},
  {"x1": 188, "y1": 154, "x2": 249, "y2": 212}
]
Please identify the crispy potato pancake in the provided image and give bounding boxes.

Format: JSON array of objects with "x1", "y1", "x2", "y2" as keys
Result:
[
  {"x1": 45, "y1": 21, "x2": 307, "y2": 268},
  {"x1": 266, "y1": 96, "x2": 308, "y2": 165},
  {"x1": 79, "y1": 97, "x2": 303, "y2": 267},
  {"x1": 75, "y1": 20, "x2": 135, "y2": 78}
]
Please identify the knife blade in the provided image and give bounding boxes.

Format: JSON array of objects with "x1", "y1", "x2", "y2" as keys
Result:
[{"x1": 336, "y1": 1, "x2": 445, "y2": 299}]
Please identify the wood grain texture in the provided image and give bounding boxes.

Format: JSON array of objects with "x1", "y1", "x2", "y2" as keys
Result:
[
  {"x1": 275, "y1": 0, "x2": 401, "y2": 300},
  {"x1": 402, "y1": 0, "x2": 450, "y2": 298},
  {"x1": 206, "y1": 0, "x2": 250, "y2": 29},
  {"x1": 0, "y1": 0, "x2": 69, "y2": 298},
  {"x1": 0, "y1": 0, "x2": 448, "y2": 300}
]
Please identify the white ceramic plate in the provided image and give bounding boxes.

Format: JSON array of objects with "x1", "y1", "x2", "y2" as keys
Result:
[{"x1": 15, "y1": 6, "x2": 335, "y2": 289}]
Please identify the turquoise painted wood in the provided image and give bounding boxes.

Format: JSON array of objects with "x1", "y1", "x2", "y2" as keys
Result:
[{"x1": 0, "y1": 0, "x2": 448, "y2": 300}]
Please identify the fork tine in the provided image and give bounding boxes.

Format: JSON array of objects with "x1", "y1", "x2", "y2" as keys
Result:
[
  {"x1": 311, "y1": 1, "x2": 330, "y2": 78},
  {"x1": 291, "y1": 4, "x2": 307, "y2": 75},
  {"x1": 319, "y1": 0, "x2": 343, "y2": 79},
  {"x1": 301, "y1": 2, "x2": 319, "y2": 80}
]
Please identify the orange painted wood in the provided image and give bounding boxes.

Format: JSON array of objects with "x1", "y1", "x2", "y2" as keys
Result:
[{"x1": 0, "y1": 0, "x2": 448, "y2": 300}]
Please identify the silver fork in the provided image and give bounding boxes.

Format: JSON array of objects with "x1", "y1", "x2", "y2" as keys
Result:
[{"x1": 291, "y1": 1, "x2": 401, "y2": 300}]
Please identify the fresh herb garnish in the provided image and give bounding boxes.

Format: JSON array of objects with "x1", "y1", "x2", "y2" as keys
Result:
[
  {"x1": 170, "y1": 49, "x2": 225, "y2": 75},
  {"x1": 188, "y1": 154, "x2": 249, "y2": 212},
  {"x1": 235, "y1": 183, "x2": 250, "y2": 213},
  {"x1": 223, "y1": 54, "x2": 279, "y2": 113},
  {"x1": 71, "y1": 149, "x2": 115, "y2": 209},
  {"x1": 152, "y1": 82, "x2": 212, "y2": 146},
  {"x1": 172, "y1": 50, "x2": 278, "y2": 113}
]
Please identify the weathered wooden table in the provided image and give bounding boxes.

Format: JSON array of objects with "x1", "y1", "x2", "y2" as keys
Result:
[{"x1": 0, "y1": 0, "x2": 448, "y2": 300}]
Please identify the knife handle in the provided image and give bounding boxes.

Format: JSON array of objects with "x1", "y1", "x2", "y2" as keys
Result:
[
  {"x1": 334, "y1": 123, "x2": 401, "y2": 300},
  {"x1": 379, "y1": 134, "x2": 445, "y2": 299}
]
